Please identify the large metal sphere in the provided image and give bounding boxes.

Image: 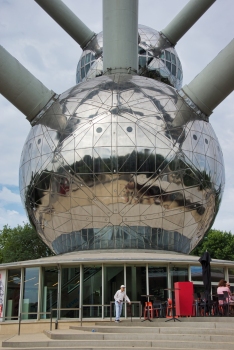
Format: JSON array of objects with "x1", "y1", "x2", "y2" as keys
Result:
[
  {"x1": 19, "y1": 74, "x2": 224, "y2": 254},
  {"x1": 76, "y1": 25, "x2": 183, "y2": 90}
]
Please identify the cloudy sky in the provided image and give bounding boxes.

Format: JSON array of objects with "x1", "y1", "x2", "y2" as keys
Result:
[{"x1": 0, "y1": 0, "x2": 233, "y2": 232}]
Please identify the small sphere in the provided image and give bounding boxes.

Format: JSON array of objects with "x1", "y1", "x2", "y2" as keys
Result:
[{"x1": 76, "y1": 25, "x2": 183, "y2": 90}]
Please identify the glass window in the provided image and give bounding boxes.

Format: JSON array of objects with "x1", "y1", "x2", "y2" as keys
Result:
[
  {"x1": 126, "y1": 266, "x2": 146, "y2": 318},
  {"x1": 83, "y1": 266, "x2": 102, "y2": 318},
  {"x1": 5, "y1": 269, "x2": 21, "y2": 320},
  {"x1": 41, "y1": 267, "x2": 58, "y2": 319},
  {"x1": 165, "y1": 50, "x2": 171, "y2": 61},
  {"x1": 149, "y1": 266, "x2": 167, "y2": 301},
  {"x1": 22, "y1": 268, "x2": 39, "y2": 319},
  {"x1": 177, "y1": 68, "x2": 182, "y2": 79},
  {"x1": 171, "y1": 53, "x2": 176, "y2": 64},
  {"x1": 76, "y1": 71, "x2": 80, "y2": 83},
  {"x1": 60, "y1": 266, "x2": 80, "y2": 318},
  {"x1": 160, "y1": 51, "x2": 165, "y2": 59},
  {"x1": 81, "y1": 67, "x2": 85, "y2": 79},
  {"x1": 170, "y1": 266, "x2": 188, "y2": 288},
  {"x1": 166, "y1": 61, "x2": 171, "y2": 72},
  {"x1": 172, "y1": 64, "x2": 176, "y2": 76},
  {"x1": 191, "y1": 266, "x2": 202, "y2": 281},
  {"x1": 228, "y1": 268, "x2": 234, "y2": 283},
  {"x1": 104, "y1": 266, "x2": 124, "y2": 317},
  {"x1": 81, "y1": 56, "x2": 85, "y2": 67},
  {"x1": 139, "y1": 56, "x2": 147, "y2": 68},
  {"x1": 85, "y1": 53, "x2": 91, "y2": 64},
  {"x1": 138, "y1": 47, "x2": 146, "y2": 55},
  {"x1": 211, "y1": 267, "x2": 224, "y2": 283},
  {"x1": 85, "y1": 63, "x2": 91, "y2": 74}
]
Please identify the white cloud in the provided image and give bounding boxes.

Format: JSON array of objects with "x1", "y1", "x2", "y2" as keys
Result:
[
  {"x1": 0, "y1": 187, "x2": 21, "y2": 204},
  {"x1": 0, "y1": 207, "x2": 28, "y2": 229}
]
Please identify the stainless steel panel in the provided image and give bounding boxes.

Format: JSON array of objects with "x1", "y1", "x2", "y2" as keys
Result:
[{"x1": 20, "y1": 74, "x2": 224, "y2": 254}]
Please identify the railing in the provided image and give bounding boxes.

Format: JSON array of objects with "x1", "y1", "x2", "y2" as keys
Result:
[
  {"x1": 50, "y1": 308, "x2": 81, "y2": 330},
  {"x1": 17, "y1": 301, "x2": 142, "y2": 335},
  {"x1": 82, "y1": 304, "x2": 110, "y2": 325},
  {"x1": 109, "y1": 301, "x2": 142, "y2": 322},
  {"x1": 18, "y1": 312, "x2": 51, "y2": 335}
]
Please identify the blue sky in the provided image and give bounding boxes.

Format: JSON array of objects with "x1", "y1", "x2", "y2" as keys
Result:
[{"x1": 0, "y1": 0, "x2": 234, "y2": 232}]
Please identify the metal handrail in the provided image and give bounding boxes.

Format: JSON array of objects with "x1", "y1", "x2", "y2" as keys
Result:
[
  {"x1": 81, "y1": 304, "x2": 110, "y2": 326},
  {"x1": 18, "y1": 312, "x2": 51, "y2": 335},
  {"x1": 50, "y1": 308, "x2": 81, "y2": 330},
  {"x1": 110, "y1": 301, "x2": 142, "y2": 322}
]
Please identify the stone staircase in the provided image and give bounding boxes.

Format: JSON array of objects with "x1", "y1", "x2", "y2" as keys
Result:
[{"x1": 2, "y1": 318, "x2": 234, "y2": 349}]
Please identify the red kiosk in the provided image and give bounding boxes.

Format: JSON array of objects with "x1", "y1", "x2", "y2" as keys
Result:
[{"x1": 174, "y1": 282, "x2": 194, "y2": 317}]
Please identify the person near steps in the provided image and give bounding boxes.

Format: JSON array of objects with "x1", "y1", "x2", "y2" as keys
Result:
[{"x1": 114, "y1": 285, "x2": 131, "y2": 322}]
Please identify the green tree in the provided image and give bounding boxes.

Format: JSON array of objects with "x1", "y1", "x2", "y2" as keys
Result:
[
  {"x1": 190, "y1": 229, "x2": 234, "y2": 261},
  {"x1": 0, "y1": 223, "x2": 54, "y2": 263}
]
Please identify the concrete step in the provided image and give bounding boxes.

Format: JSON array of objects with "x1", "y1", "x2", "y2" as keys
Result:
[
  {"x1": 2, "y1": 340, "x2": 234, "y2": 350},
  {"x1": 4, "y1": 341, "x2": 234, "y2": 350},
  {"x1": 3, "y1": 348, "x2": 233, "y2": 350},
  {"x1": 70, "y1": 325, "x2": 234, "y2": 335},
  {"x1": 95, "y1": 317, "x2": 234, "y2": 325},
  {"x1": 43, "y1": 330, "x2": 234, "y2": 342}
]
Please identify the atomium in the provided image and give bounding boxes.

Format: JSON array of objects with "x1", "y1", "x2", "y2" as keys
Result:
[
  {"x1": 19, "y1": 74, "x2": 224, "y2": 255},
  {"x1": 76, "y1": 25, "x2": 183, "y2": 90}
]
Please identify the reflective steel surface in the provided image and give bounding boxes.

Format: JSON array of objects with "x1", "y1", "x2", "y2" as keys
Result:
[
  {"x1": 76, "y1": 25, "x2": 183, "y2": 90},
  {"x1": 19, "y1": 74, "x2": 224, "y2": 254}
]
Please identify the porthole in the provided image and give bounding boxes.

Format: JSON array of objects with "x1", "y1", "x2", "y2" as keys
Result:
[
  {"x1": 205, "y1": 139, "x2": 208, "y2": 144},
  {"x1": 96, "y1": 127, "x2": 102, "y2": 133},
  {"x1": 127, "y1": 126, "x2": 133, "y2": 132},
  {"x1": 38, "y1": 139, "x2": 41, "y2": 144},
  {"x1": 193, "y1": 135, "x2": 197, "y2": 140}
]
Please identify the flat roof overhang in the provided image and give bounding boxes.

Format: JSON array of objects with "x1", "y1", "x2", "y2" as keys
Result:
[{"x1": 1, "y1": 249, "x2": 234, "y2": 269}]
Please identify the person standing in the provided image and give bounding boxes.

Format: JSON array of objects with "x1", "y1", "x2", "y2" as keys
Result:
[{"x1": 114, "y1": 285, "x2": 131, "y2": 322}]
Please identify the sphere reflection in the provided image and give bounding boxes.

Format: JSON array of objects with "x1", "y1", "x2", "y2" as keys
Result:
[{"x1": 19, "y1": 74, "x2": 224, "y2": 254}]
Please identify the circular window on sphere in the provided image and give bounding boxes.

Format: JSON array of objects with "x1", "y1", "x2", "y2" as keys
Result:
[
  {"x1": 127, "y1": 126, "x2": 133, "y2": 132},
  {"x1": 96, "y1": 127, "x2": 102, "y2": 133},
  {"x1": 193, "y1": 134, "x2": 197, "y2": 140},
  {"x1": 37, "y1": 139, "x2": 41, "y2": 144},
  {"x1": 205, "y1": 139, "x2": 208, "y2": 144}
]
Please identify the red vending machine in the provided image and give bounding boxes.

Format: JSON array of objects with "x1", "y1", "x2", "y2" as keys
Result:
[{"x1": 174, "y1": 282, "x2": 194, "y2": 317}]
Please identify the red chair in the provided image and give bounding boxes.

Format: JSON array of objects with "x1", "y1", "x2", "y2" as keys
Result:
[
  {"x1": 166, "y1": 298, "x2": 175, "y2": 317},
  {"x1": 144, "y1": 301, "x2": 153, "y2": 319}
]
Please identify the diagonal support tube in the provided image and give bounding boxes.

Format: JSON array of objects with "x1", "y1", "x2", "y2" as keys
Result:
[
  {"x1": 103, "y1": 0, "x2": 138, "y2": 74},
  {"x1": 35, "y1": 0, "x2": 95, "y2": 49},
  {"x1": 0, "y1": 45, "x2": 56, "y2": 122},
  {"x1": 161, "y1": 0, "x2": 216, "y2": 46},
  {"x1": 181, "y1": 39, "x2": 234, "y2": 116}
]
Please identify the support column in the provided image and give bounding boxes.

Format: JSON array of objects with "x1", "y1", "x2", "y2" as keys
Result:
[
  {"x1": 35, "y1": 0, "x2": 95, "y2": 48},
  {"x1": 103, "y1": 0, "x2": 138, "y2": 74},
  {"x1": 161, "y1": 0, "x2": 216, "y2": 45},
  {"x1": 182, "y1": 39, "x2": 234, "y2": 116},
  {"x1": 0, "y1": 45, "x2": 56, "y2": 122}
]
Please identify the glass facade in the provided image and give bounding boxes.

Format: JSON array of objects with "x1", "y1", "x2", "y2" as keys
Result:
[
  {"x1": 170, "y1": 266, "x2": 188, "y2": 286},
  {"x1": 1, "y1": 262, "x2": 234, "y2": 321},
  {"x1": 61, "y1": 266, "x2": 80, "y2": 318},
  {"x1": 22, "y1": 268, "x2": 39, "y2": 319},
  {"x1": 5, "y1": 269, "x2": 21, "y2": 320},
  {"x1": 191, "y1": 266, "x2": 202, "y2": 282},
  {"x1": 83, "y1": 266, "x2": 102, "y2": 318},
  {"x1": 41, "y1": 267, "x2": 58, "y2": 319},
  {"x1": 211, "y1": 267, "x2": 225, "y2": 283},
  {"x1": 149, "y1": 266, "x2": 167, "y2": 301}
]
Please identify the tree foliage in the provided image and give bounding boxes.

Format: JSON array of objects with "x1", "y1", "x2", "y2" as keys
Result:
[
  {"x1": 0, "y1": 223, "x2": 54, "y2": 264},
  {"x1": 190, "y1": 229, "x2": 234, "y2": 261}
]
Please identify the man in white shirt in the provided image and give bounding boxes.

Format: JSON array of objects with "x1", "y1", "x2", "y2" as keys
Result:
[{"x1": 114, "y1": 285, "x2": 131, "y2": 322}]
